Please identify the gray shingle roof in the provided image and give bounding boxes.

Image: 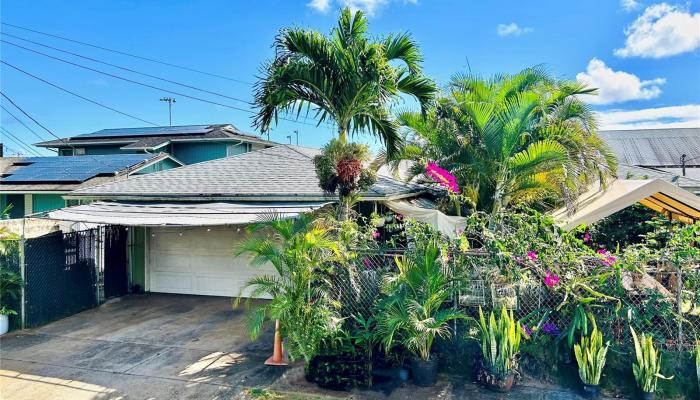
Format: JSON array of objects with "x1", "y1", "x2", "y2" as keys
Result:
[
  {"x1": 70, "y1": 145, "x2": 423, "y2": 201},
  {"x1": 599, "y1": 128, "x2": 700, "y2": 167}
]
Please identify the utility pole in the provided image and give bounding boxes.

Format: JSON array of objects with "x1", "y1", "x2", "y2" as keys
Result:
[
  {"x1": 294, "y1": 130, "x2": 298, "y2": 145},
  {"x1": 160, "y1": 97, "x2": 176, "y2": 126},
  {"x1": 681, "y1": 154, "x2": 687, "y2": 177}
]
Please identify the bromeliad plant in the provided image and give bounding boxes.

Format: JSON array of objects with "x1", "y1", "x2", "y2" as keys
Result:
[
  {"x1": 477, "y1": 306, "x2": 522, "y2": 380},
  {"x1": 630, "y1": 328, "x2": 674, "y2": 394},
  {"x1": 234, "y1": 213, "x2": 342, "y2": 364},
  {"x1": 573, "y1": 323, "x2": 609, "y2": 386}
]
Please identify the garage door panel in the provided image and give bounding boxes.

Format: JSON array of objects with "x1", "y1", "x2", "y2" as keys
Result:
[
  {"x1": 151, "y1": 252, "x2": 191, "y2": 272},
  {"x1": 151, "y1": 272, "x2": 194, "y2": 293},
  {"x1": 149, "y1": 226, "x2": 277, "y2": 298}
]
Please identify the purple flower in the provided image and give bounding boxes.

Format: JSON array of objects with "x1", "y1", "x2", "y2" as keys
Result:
[
  {"x1": 583, "y1": 232, "x2": 590, "y2": 243},
  {"x1": 363, "y1": 258, "x2": 371, "y2": 268},
  {"x1": 372, "y1": 230, "x2": 380, "y2": 239},
  {"x1": 526, "y1": 251, "x2": 538, "y2": 261},
  {"x1": 542, "y1": 322, "x2": 560, "y2": 336},
  {"x1": 602, "y1": 255, "x2": 617, "y2": 266},
  {"x1": 395, "y1": 213, "x2": 404, "y2": 221},
  {"x1": 521, "y1": 324, "x2": 533, "y2": 336},
  {"x1": 544, "y1": 270, "x2": 561, "y2": 287},
  {"x1": 597, "y1": 249, "x2": 608, "y2": 255}
]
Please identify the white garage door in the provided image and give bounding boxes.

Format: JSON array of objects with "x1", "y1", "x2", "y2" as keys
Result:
[{"x1": 148, "y1": 226, "x2": 276, "y2": 297}]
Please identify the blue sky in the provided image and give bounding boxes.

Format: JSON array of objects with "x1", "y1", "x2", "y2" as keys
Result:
[{"x1": 1, "y1": 0, "x2": 699, "y2": 156}]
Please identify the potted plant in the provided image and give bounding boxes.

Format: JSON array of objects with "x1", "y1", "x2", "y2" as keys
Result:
[
  {"x1": 0, "y1": 269, "x2": 23, "y2": 335},
  {"x1": 573, "y1": 323, "x2": 609, "y2": 399},
  {"x1": 630, "y1": 328, "x2": 674, "y2": 400},
  {"x1": 376, "y1": 242, "x2": 463, "y2": 387},
  {"x1": 477, "y1": 306, "x2": 522, "y2": 392}
]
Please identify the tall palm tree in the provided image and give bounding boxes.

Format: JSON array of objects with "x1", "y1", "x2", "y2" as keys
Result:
[
  {"x1": 253, "y1": 8, "x2": 436, "y2": 156},
  {"x1": 234, "y1": 213, "x2": 341, "y2": 363},
  {"x1": 381, "y1": 67, "x2": 617, "y2": 213}
]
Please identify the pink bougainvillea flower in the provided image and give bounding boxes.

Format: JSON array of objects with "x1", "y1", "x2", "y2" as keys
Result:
[
  {"x1": 363, "y1": 258, "x2": 371, "y2": 268},
  {"x1": 372, "y1": 230, "x2": 381, "y2": 239},
  {"x1": 602, "y1": 255, "x2": 617, "y2": 266},
  {"x1": 583, "y1": 232, "x2": 590, "y2": 243},
  {"x1": 544, "y1": 270, "x2": 561, "y2": 287},
  {"x1": 425, "y1": 162, "x2": 460, "y2": 193},
  {"x1": 597, "y1": 249, "x2": 608, "y2": 255},
  {"x1": 395, "y1": 213, "x2": 403, "y2": 221},
  {"x1": 526, "y1": 251, "x2": 538, "y2": 261}
]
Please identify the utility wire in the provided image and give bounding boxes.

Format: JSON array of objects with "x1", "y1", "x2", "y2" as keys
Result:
[
  {"x1": 1, "y1": 22, "x2": 254, "y2": 85},
  {"x1": 0, "y1": 104, "x2": 50, "y2": 142},
  {"x1": 0, "y1": 40, "x2": 324, "y2": 128},
  {"x1": 1, "y1": 143, "x2": 21, "y2": 156},
  {"x1": 1, "y1": 32, "x2": 254, "y2": 106},
  {"x1": 0, "y1": 126, "x2": 43, "y2": 156},
  {"x1": 1, "y1": 60, "x2": 160, "y2": 126}
]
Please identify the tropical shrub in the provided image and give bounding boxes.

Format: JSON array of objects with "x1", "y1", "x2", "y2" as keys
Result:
[
  {"x1": 234, "y1": 213, "x2": 342, "y2": 363},
  {"x1": 630, "y1": 327, "x2": 674, "y2": 393},
  {"x1": 477, "y1": 306, "x2": 522, "y2": 380},
  {"x1": 573, "y1": 323, "x2": 609, "y2": 386},
  {"x1": 313, "y1": 139, "x2": 376, "y2": 199},
  {"x1": 0, "y1": 268, "x2": 22, "y2": 316},
  {"x1": 376, "y1": 241, "x2": 463, "y2": 361}
]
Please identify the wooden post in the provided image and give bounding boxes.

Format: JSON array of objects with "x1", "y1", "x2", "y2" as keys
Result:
[{"x1": 265, "y1": 319, "x2": 288, "y2": 366}]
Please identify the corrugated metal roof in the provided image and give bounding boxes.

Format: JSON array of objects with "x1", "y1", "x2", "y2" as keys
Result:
[
  {"x1": 617, "y1": 164, "x2": 700, "y2": 189},
  {"x1": 599, "y1": 128, "x2": 700, "y2": 167},
  {"x1": 70, "y1": 145, "x2": 423, "y2": 200}
]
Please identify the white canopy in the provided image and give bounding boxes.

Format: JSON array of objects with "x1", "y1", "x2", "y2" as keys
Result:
[
  {"x1": 45, "y1": 201, "x2": 331, "y2": 226},
  {"x1": 385, "y1": 199, "x2": 467, "y2": 238},
  {"x1": 551, "y1": 179, "x2": 700, "y2": 230}
]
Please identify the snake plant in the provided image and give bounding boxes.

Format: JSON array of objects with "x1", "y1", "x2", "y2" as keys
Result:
[
  {"x1": 630, "y1": 327, "x2": 674, "y2": 393},
  {"x1": 573, "y1": 323, "x2": 609, "y2": 385},
  {"x1": 478, "y1": 306, "x2": 522, "y2": 378}
]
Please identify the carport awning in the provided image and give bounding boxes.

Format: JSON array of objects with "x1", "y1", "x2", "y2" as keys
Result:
[
  {"x1": 45, "y1": 201, "x2": 331, "y2": 226},
  {"x1": 551, "y1": 179, "x2": 700, "y2": 230}
]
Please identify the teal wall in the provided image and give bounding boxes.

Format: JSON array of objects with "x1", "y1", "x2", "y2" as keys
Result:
[
  {"x1": 172, "y1": 142, "x2": 249, "y2": 164},
  {"x1": 133, "y1": 158, "x2": 180, "y2": 174},
  {"x1": 32, "y1": 194, "x2": 65, "y2": 213}
]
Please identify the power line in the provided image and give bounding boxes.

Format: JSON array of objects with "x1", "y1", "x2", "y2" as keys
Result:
[
  {"x1": 1, "y1": 60, "x2": 160, "y2": 126},
  {"x1": 1, "y1": 143, "x2": 21, "y2": 156},
  {"x1": 1, "y1": 32, "x2": 254, "y2": 106},
  {"x1": 0, "y1": 40, "x2": 325, "y2": 128},
  {"x1": 0, "y1": 104, "x2": 50, "y2": 142},
  {"x1": 0, "y1": 126, "x2": 43, "y2": 156},
  {"x1": 1, "y1": 22, "x2": 254, "y2": 85}
]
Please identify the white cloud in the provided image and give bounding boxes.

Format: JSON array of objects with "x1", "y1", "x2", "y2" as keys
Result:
[
  {"x1": 307, "y1": 0, "x2": 332, "y2": 13},
  {"x1": 620, "y1": 0, "x2": 641, "y2": 12},
  {"x1": 576, "y1": 58, "x2": 665, "y2": 105},
  {"x1": 496, "y1": 23, "x2": 533, "y2": 37},
  {"x1": 596, "y1": 104, "x2": 700, "y2": 130},
  {"x1": 308, "y1": 0, "x2": 416, "y2": 16},
  {"x1": 615, "y1": 3, "x2": 700, "y2": 58}
]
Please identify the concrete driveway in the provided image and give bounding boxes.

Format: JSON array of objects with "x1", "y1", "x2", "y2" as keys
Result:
[{"x1": 0, "y1": 294, "x2": 286, "y2": 400}]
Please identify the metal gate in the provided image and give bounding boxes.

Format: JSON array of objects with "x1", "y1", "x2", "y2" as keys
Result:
[
  {"x1": 103, "y1": 225, "x2": 129, "y2": 299},
  {"x1": 23, "y1": 229, "x2": 99, "y2": 328}
]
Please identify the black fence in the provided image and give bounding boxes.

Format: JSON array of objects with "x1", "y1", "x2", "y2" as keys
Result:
[{"x1": 24, "y1": 229, "x2": 99, "y2": 327}]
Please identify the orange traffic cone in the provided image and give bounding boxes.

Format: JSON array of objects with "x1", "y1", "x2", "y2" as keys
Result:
[{"x1": 265, "y1": 319, "x2": 288, "y2": 366}]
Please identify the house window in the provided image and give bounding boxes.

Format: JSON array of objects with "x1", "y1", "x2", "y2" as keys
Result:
[
  {"x1": 60, "y1": 149, "x2": 73, "y2": 156},
  {"x1": 74, "y1": 148, "x2": 86, "y2": 155},
  {"x1": 226, "y1": 143, "x2": 244, "y2": 157}
]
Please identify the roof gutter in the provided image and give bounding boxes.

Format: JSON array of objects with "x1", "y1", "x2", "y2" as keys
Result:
[{"x1": 62, "y1": 190, "x2": 423, "y2": 202}]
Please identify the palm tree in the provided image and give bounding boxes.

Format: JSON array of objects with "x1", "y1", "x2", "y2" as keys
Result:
[
  {"x1": 253, "y1": 8, "x2": 436, "y2": 157},
  {"x1": 234, "y1": 213, "x2": 341, "y2": 363},
  {"x1": 381, "y1": 67, "x2": 617, "y2": 213}
]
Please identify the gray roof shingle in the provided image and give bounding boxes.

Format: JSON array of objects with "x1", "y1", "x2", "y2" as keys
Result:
[
  {"x1": 70, "y1": 145, "x2": 423, "y2": 200},
  {"x1": 599, "y1": 128, "x2": 700, "y2": 167}
]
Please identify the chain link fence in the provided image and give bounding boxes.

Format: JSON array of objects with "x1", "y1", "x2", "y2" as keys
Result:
[{"x1": 329, "y1": 249, "x2": 700, "y2": 353}]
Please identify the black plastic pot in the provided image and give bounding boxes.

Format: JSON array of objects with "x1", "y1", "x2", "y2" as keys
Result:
[
  {"x1": 582, "y1": 383, "x2": 601, "y2": 399},
  {"x1": 410, "y1": 357, "x2": 438, "y2": 387},
  {"x1": 640, "y1": 392, "x2": 656, "y2": 400}
]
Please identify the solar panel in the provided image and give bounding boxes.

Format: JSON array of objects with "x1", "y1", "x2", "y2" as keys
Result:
[
  {"x1": 2, "y1": 154, "x2": 154, "y2": 182},
  {"x1": 74, "y1": 125, "x2": 214, "y2": 138}
]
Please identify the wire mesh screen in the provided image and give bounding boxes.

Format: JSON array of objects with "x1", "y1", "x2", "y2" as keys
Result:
[{"x1": 23, "y1": 229, "x2": 99, "y2": 328}]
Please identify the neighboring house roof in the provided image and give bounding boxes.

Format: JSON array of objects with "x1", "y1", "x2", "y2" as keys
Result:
[
  {"x1": 68, "y1": 145, "x2": 424, "y2": 201},
  {"x1": 34, "y1": 124, "x2": 277, "y2": 150},
  {"x1": 599, "y1": 128, "x2": 700, "y2": 167},
  {"x1": 0, "y1": 153, "x2": 182, "y2": 192},
  {"x1": 617, "y1": 164, "x2": 700, "y2": 191}
]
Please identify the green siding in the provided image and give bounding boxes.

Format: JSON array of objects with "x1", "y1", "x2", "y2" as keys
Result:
[
  {"x1": 32, "y1": 194, "x2": 65, "y2": 213},
  {"x1": 172, "y1": 142, "x2": 248, "y2": 164},
  {"x1": 129, "y1": 227, "x2": 146, "y2": 290},
  {"x1": 133, "y1": 158, "x2": 180, "y2": 175}
]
